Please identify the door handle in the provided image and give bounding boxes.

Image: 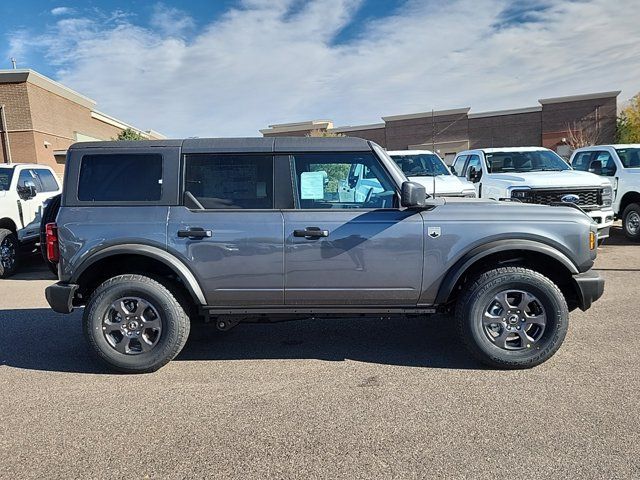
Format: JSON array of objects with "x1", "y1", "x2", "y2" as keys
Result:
[
  {"x1": 177, "y1": 227, "x2": 212, "y2": 239},
  {"x1": 293, "y1": 227, "x2": 329, "y2": 239}
]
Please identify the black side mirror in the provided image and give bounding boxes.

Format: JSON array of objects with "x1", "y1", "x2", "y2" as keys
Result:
[
  {"x1": 589, "y1": 160, "x2": 603, "y2": 175},
  {"x1": 401, "y1": 181, "x2": 427, "y2": 208},
  {"x1": 17, "y1": 184, "x2": 37, "y2": 200},
  {"x1": 467, "y1": 167, "x2": 481, "y2": 183}
]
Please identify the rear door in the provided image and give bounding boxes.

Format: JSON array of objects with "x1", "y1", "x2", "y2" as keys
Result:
[
  {"x1": 167, "y1": 153, "x2": 286, "y2": 306},
  {"x1": 283, "y1": 151, "x2": 424, "y2": 306}
]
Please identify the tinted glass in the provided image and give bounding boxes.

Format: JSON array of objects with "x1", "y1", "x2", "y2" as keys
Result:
[
  {"x1": 572, "y1": 151, "x2": 593, "y2": 171},
  {"x1": 0, "y1": 168, "x2": 14, "y2": 191},
  {"x1": 593, "y1": 151, "x2": 617, "y2": 176},
  {"x1": 451, "y1": 155, "x2": 467, "y2": 176},
  {"x1": 18, "y1": 169, "x2": 40, "y2": 191},
  {"x1": 391, "y1": 153, "x2": 450, "y2": 176},
  {"x1": 292, "y1": 152, "x2": 396, "y2": 209},
  {"x1": 616, "y1": 148, "x2": 640, "y2": 168},
  {"x1": 486, "y1": 150, "x2": 569, "y2": 173},
  {"x1": 35, "y1": 169, "x2": 59, "y2": 192},
  {"x1": 78, "y1": 154, "x2": 162, "y2": 201},
  {"x1": 185, "y1": 154, "x2": 273, "y2": 209},
  {"x1": 467, "y1": 155, "x2": 482, "y2": 172}
]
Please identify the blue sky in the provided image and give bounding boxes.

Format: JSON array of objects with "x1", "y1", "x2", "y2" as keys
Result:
[{"x1": 1, "y1": 0, "x2": 639, "y2": 137}]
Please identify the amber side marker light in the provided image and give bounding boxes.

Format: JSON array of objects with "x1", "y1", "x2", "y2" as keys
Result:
[{"x1": 589, "y1": 231, "x2": 596, "y2": 250}]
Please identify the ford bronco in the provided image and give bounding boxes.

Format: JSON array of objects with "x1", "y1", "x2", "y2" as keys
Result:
[{"x1": 45, "y1": 137, "x2": 604, "y2": 373}]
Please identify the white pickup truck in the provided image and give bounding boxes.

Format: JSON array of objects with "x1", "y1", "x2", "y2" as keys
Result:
[
  {"x1": 569, "y1": 144, "x2": 640, "y2": 241},
  {"x1": 387, "y1": 150, "x2": 476, "y2": 197},
  {"x1": 451, "y1": 147, "x2": 614, "y2": 239},
  {"x1": 0, "y1": 163, "x2": 61, "y2": 277}
]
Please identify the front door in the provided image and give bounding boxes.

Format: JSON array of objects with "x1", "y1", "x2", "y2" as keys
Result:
[
  {"x1": 167, "y1": 153, "x2": 284, "y2": 306},
  {"x1": 284, "y1": 151, "x2": 424, "y2": 306}
]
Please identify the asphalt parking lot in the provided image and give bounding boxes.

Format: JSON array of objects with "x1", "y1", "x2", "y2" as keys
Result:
[{"x1": 0, "y1": 225, "x2": 638, "y2": 479}]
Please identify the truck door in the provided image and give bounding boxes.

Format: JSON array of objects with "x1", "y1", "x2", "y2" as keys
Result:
[
  {"x1": 167, "y1": 153, "x2": 285, "y2": 306},
  {"x1": 464, "y1": 154, "x2": 483, "y2": 197},
  {"x1": 14, "y1": 168, "x2": 41, "y2": 241},
  {"x1": 283, "y1": 151, "x2": 424, "y2": 306}
]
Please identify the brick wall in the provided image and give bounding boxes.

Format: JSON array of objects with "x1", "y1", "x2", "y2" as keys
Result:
[{"x1": 469, "y1": 111, "x2": 542, "y2": 148}]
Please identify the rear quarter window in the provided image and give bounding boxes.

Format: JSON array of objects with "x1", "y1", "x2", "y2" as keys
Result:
[{"x1": 78, "y1": 154, "x2": 163, "y2": 201}]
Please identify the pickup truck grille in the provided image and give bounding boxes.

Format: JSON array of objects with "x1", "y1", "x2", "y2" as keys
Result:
[{"x1": 520, "y1": 188, "x2": 602, "y2": 210}]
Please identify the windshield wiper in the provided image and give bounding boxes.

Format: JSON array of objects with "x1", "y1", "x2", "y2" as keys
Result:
[{"x1": 409, "y1": 173, "x2": 436, "y2": 177}]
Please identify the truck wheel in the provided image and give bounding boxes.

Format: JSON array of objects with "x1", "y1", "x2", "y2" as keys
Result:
[
  {"x1": 83, "y1": 274, "x2": 190, "y2": 373},
  {"x1": 622, "y1": 203, "x2": 640, "y2": 242},
  {"x1": 0, "y1": 228, "x2": 19, "y2": 278},
  {"x1": 455, "y1": 267, "x2": 569, "y2": 369}
]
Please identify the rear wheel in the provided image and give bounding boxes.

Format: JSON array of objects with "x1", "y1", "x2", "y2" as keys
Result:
[
  {"x1": 83, "y1": 274, "x2": 190, "y2": 373},
  {"x1": 455, "y1": 267, "x2": 569, "y2": 369},
  {"x1": 622, "y1": 203, "x2": 640, "y2": 242},
  {"x1": 0, "y1": 228, "x2": 19, "y2": 278}
]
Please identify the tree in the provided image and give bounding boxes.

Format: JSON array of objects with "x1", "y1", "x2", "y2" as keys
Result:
[
  {"x1": 616, "y1": 93, "x2": 640, "y2": 143},
  {"x1": 306, "y1": 129, "x2": 348, "y2": 192},
  {"x1": 114, "y1": 128, "x2": 145, "y2": 141},
  {"x1": 565, "y1": 120, "x2": 602, "y2": 150},
  {"x1": 306, "y1": 129, "x2": 345, "y2": 138}
]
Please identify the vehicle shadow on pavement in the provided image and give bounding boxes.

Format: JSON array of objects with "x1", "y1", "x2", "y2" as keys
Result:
[
  {"x1": 11, "y1": 256, "x2": 57, "y2": 281},
  {"x1": 0, "y1": 309, "x2": 481, "y2": 373},
  {"x1": 602, "y1": 225, "x2": 638, "y2": 247}
]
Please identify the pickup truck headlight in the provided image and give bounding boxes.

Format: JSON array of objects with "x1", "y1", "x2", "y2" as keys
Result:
[
  {"x1": 601, "y1": 186, "x2": 613, "y2": 207},
  {"x1": 510, "y1": 189, "x2": 532, "y2": 203}
]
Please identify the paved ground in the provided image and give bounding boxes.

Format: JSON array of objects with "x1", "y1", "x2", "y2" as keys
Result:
[{"x1": 0, "y1": 225, "x2": 638, "y2": 479}]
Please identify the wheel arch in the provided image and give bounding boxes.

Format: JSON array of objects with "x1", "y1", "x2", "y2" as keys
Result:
[
  {"x1": 436, "y1": 240, "x2": 580, "y2": 308},
  {"x1": 71, "y1": 244, "x2": 207, "y2": 306},
  {"x1": 619, "y1": 191, "x2": 640, "y2": 215},
  {"x1": 0, "y1": 217, "x2": 17, "y2": 234}
]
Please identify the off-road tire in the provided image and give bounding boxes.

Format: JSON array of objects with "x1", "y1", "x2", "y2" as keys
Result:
[
  {"x1": 622, "y1": 203, "x2": 640, "y2": 242},
  {"x1": 455, "y1": 267, "x2": 569, "y2": 369},
  {"x1": 0, "y1": 228, "x2": 19, "y2": 279},
  {"x1": 39, "y1": 194, "x2": 61, "y2": 275},
  {"x1": 83, "y1": 274, "x2": 191, "y2": 373}
]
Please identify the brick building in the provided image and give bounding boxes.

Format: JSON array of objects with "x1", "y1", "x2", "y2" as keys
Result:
[
  {"x1": 260, "y1": 91, "x2": 620, "y2": 163},
  {"x1": 0, "y1": 69, "x2": 163, "y2": 177}
]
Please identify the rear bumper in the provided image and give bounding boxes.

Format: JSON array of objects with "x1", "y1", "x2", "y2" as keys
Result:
[
  {"x1": 45, "y1": 282, "x2": 78, "y2": 314},
  {"x1": 572, "y1": 271, "x2": 604, "y2": 311}
]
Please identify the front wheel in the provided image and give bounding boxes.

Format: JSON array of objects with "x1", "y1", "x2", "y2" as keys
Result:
[
  {"x1": 0, "y1": 228, "x2": 19, "y2": 278},
  {"x1": 83, "y1": 274, "x2": 190, "y2": 373},
  {"x1": 455, "y1": 267, "x2": 569, "y2": 369},
  {"x1": 622, "y1": 203, "x2": 640, "y2": 242}
]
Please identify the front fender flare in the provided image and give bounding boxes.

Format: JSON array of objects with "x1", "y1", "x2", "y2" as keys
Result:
[
  {"x1": 435, "y1": 239, "x2": 579, "y2": 304},
  {"x1": 70, "y1": 244, "x2": 207, "y2": 305}
]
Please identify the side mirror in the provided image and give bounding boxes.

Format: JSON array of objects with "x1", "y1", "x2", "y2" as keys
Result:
[
  {"x1": 17, "y1": 182, "x2": 37, "y2": 200},
  {"x1": 401, "y1": 181, "x2": 427, "y2": 208},
  {"x1": 589, "y1": 160, "x2": 603, "y2": 175},
  {"x1": 467, "y1": 167, "x2": 481, "y2": 183}
]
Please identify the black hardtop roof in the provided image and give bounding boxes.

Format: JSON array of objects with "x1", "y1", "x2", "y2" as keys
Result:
[{"x1": 68, "y1": 136, "x2": 373, "y2": 153}]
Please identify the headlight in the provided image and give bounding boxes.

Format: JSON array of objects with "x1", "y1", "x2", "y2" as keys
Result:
[
  {"x1": 601, "y1": 186, "x2": 613, "y2": 207},
  {"x1": 510, "y1": 189, "x2": 532, "y2": 202}
]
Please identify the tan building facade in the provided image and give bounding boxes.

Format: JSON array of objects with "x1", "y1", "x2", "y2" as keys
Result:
[
  {"x1": 0, "y1": 69, "x2": 163, "y2": 177},
  {"x1": 261, "y1": 91, "x2": 620, "y2": 163}
]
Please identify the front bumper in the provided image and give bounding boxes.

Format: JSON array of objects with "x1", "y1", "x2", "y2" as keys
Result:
[
  {"x1": 572, "y1": 271, "x2": 604, "y2": 311},
  {"x1": 587, "y1": 208, "x2": 614, "y2": 239},
  {"x1": 45, "y1": 282, "x2": 78, "y2": 314}
]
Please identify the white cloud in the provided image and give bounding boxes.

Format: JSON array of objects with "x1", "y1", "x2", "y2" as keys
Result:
[
  {"x1": 8, "y1": 0, "x2": 640, "y2": 137},
  {"x1": 50, "y1": 6, "x2": 74, "y2": 16}
]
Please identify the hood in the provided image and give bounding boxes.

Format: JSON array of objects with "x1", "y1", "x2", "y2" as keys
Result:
[
  {"x1": 408, "y1": 175, "x2": 474, "y2": 195},
  {"x1": 490, "y1": 170, "x2": 607, "y2": 188}
]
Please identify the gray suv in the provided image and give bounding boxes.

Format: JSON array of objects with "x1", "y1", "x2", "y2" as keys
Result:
[{"x1": 45, "y1": 137, "x2": 604, "y2": 373}]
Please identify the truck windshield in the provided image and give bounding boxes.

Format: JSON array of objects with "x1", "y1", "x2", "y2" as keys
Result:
[
  {"x1": 0, "y1": 168, "x2": 13, "y2": 191},
  {"x1": 615, "y1": 148, "x2": 640, "y2": 168},
  {"x1": 391, "y1": 153, "x2": 450, "y2": 177},
  {"x1": 486, "y1": 150, "x2": 570, "y2": 173}
]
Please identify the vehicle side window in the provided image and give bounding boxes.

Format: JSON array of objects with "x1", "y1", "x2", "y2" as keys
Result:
[
  {"x1": 292, "y1": 152, "x2": 396, "y2": 209},
  {"x1": 451, "y1": 155, "x2": 467, "y2": 176},
  {"x1": 592, "y1": 151, "x2": 617, "y2": 176},
  {"x1": 78, "y1": 154, "x2": 162, "y2": 202},
  {"x1": 34, "y1": 169, "x2": 59, "y2": 192},
  {"x1": 572, "y1": 151, "x2": 593, "y2": 172},
  {"x1": 185, "y1": 154, "x2": 273, "y2": 209},
  {"x1": 17, "y1": 169, "x2": 41, "y2": 192},
  {"x1": 466, "y1": 155, "x2": 483, "y2": 179}
]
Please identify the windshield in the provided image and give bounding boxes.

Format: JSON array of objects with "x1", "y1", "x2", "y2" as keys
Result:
[
  {"x1": 0, "y1": 168, "x2": 13, "y2": 191},
  {"x1": 615, "y1": 148, "x2": 640, "y2": 168},
  {"x1": 486, "y1": 150, "x2": 570, "y2": 173},
  {"x1": 391, "y1": 153, "x2": 450, "y2": 176}
]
